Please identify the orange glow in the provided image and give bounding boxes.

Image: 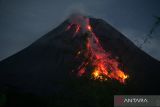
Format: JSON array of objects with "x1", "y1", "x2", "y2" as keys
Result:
[
  {"x1": 92, "y1": 69, "x2": 107, "y2": 81},
  {"x1": 67, "y1": 16, "x2": 129, "y2": 84},
  {"x1": 93, "y1": 70, "x2": 99, "y2": 78},
  {"x1": 87, "y1": 25, "x2": 92, "y2": 31},
  {"x1": 77, "y1": 28, "x2": 128, "y2": 83}
]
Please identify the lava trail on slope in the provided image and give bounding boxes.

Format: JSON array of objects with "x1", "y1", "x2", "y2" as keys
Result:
[{"x1": 66, "y1": 14, "x2": 128, "y2": 84}]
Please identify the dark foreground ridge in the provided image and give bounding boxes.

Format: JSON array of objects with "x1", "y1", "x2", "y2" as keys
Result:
[{"x1": 0, "y1": 17, "x2": 160, "y2": 107}]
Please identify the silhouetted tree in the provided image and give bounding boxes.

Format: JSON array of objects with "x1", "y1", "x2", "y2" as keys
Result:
[{"x1": 140, "y1": 16, "x2": 160, "y2": 48}]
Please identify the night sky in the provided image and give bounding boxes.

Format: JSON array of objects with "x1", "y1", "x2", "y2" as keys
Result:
[{"x1": 0, "y1": 0, "x2": 160, "y2": 61}]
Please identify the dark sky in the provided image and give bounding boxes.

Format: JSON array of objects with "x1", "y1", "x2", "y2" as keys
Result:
[{"x1": 0, "y1": 0, "x2": 160, "y2": 61}]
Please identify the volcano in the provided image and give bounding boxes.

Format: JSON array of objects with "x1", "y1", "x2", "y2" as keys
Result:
[{"x1": 0, "y1": 15, "x2": 160, "y2": 107}]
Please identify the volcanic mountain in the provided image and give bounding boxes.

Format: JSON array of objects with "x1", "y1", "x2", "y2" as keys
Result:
[{"x1": 0, "y1": 15, "x2": 160, "y2": 107}]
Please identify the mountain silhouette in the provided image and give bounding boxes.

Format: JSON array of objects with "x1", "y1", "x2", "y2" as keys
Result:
[{"x1": 0, "y1": 16, "x2": 160, "y2": 107}]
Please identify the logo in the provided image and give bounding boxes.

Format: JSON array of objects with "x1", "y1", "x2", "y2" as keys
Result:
[
  {"x1": 123, "y1": 98, "x2": 148, "y2": 103},
  {"x1": 114, "y1": 95, "x2": 160, "y2": 107}
]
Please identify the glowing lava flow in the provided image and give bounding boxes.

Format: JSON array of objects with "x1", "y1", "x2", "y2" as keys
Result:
[{"x1": 66, "y1": 16, "x2": 128, "y2": 84}]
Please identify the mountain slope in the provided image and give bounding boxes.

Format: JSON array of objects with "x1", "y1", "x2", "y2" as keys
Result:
[{"x1": 0, "y1": 17, "x2": 160, "y2": 107}]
